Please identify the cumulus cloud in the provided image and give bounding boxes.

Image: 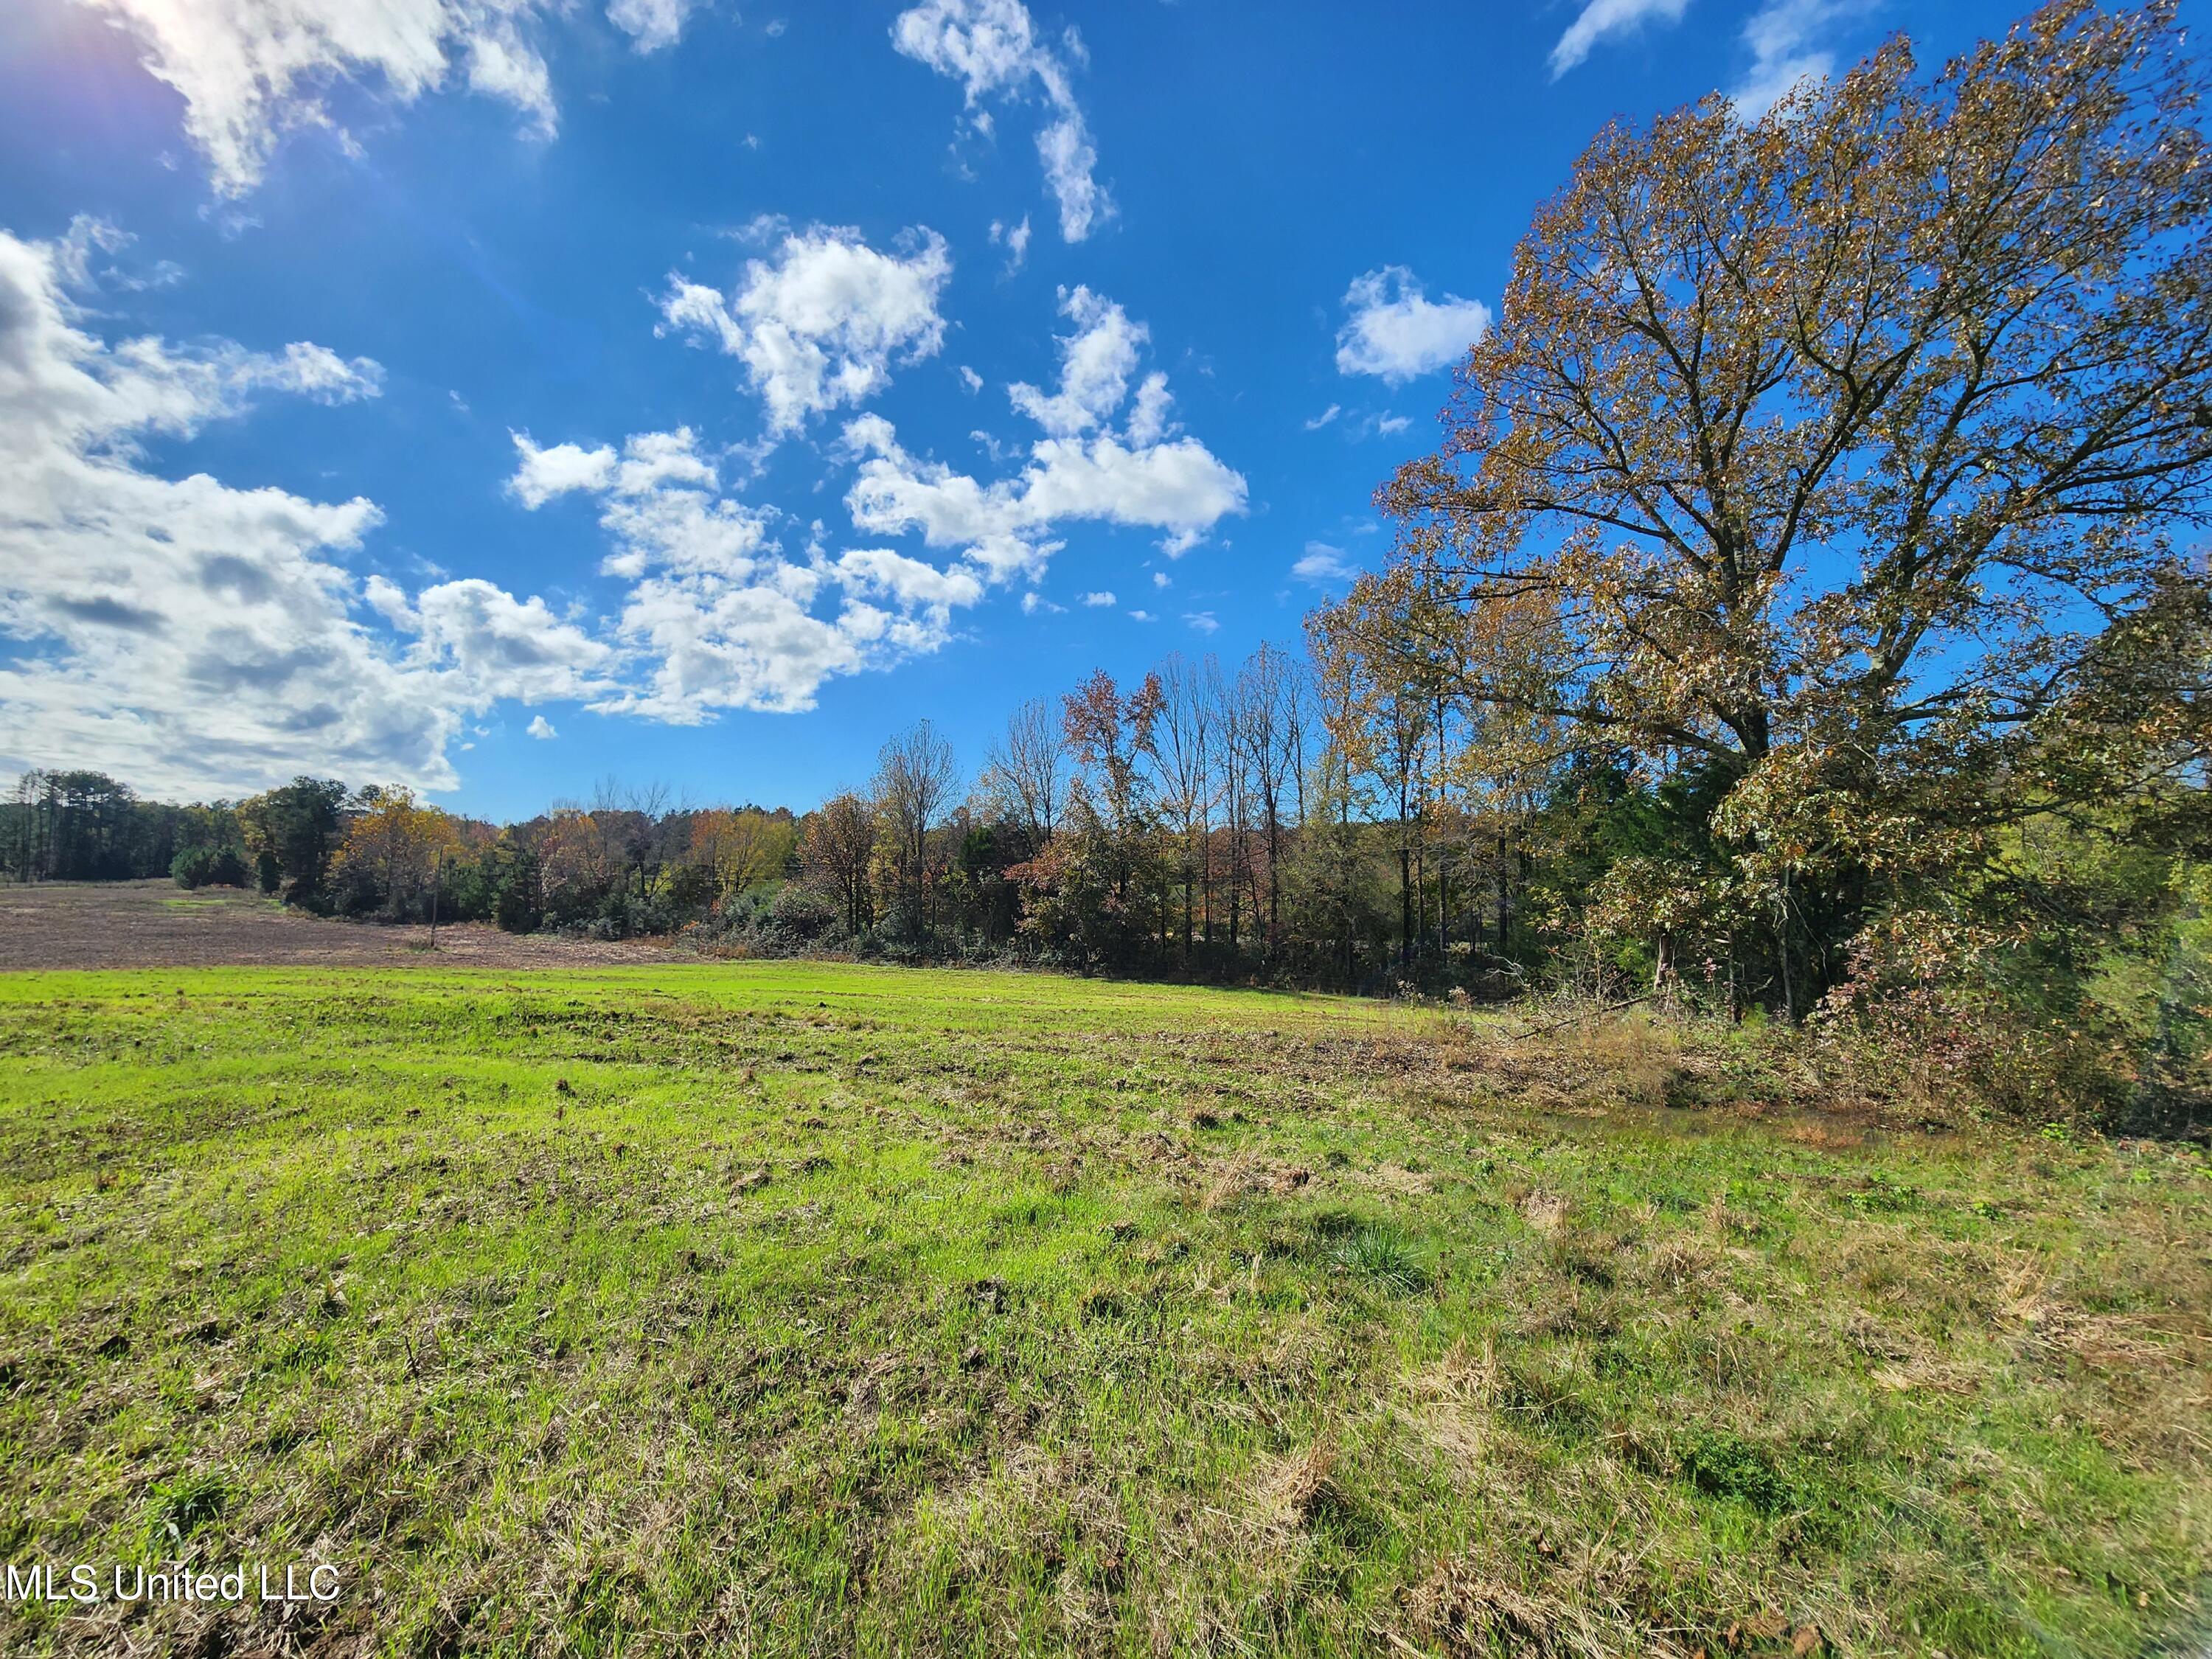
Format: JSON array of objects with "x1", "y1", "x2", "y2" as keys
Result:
[
  {"x1": 507, "y1": 426, "x2": 978, "y2": 718},
  {"x1": 658, "y1": 223, "x2": 952, "y2": 437},
  {"x1": 70, "y1": 0, "x2": 562, "y2": 195},
  {"x1": 1079, "y1": 590, "x2": 1116, "y2": 608},
  {"x1": 507, "y1": 436, "x2": 619, "y2": 507},
  {"x1": 1183, "y1": 611, "x2": 1217, "y2": 633},
  {"x1": 844, "y1": 285, "x2": 1245, "y2": 581},
  {"x1": 1007, "y1": 285, "x2": 1143, "y2": 437},
  {"x1": 1548, "y1": 0, "x2": 1691, "y2": 77},
  {"x1": 526, "y1": 713, "x2": 557, "y2": 738},
  {"x1": 891, "y1": 0, "x2": 1113, "y2": 242},
  {"x1": 835, "y1": 547, "x2": 985, "y2": 610},
  {"x1": 0, "y1": 223, "x2": 590, "y2": 797},
  {"x1": 1335, "y1": 267, "x2": 1492, "y2": 385},
  {"x1": 372, "y1": 576, "x2": 616, "y2": 704},
  {"x1": 1, "y1": 211, "x2": 1028, "y2": 789}
]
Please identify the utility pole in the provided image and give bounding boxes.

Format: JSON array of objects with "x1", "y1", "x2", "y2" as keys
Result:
[{"x1": 428, "y1": 849, "x2": 442, "y2": 950}]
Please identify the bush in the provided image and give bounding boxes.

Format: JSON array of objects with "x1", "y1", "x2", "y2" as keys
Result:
[
  {"x1": 552, "y1": 887, "x2": 687, "y2": 942},
  {"x1": 684, "y1": 883, "x2": 844, "y2": 956},
  {"x1": 759, "y1": 883, "x2": 839, "y2": 945},
  {"x1": 171, "y1": 844, "x2": 248, "y2": 889},
  {"x1": 450, "y1": 841, "x2": 537, "y2": 932}
]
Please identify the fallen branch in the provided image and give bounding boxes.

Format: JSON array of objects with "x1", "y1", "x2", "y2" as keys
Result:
[{"x1": 1510, "y1": 994, "x2": 1655, "y2": 1040}]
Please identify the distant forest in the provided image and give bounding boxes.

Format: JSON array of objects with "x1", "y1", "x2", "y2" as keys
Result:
[{"x1": 9, "y1": 2, "x2": 2211, "y2": 1135}]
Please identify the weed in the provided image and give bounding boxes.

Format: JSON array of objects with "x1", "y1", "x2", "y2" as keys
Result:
[
  {"x1": 1676, "y1": 1427, "x2": 1795, "y2": 1515},
  {"x1": 1329, "y1": 1221, "x2": 1431, "y2": 1292},
  {"x1": 147, "y1": 1470, "x2": 227, "y2": 1548}
]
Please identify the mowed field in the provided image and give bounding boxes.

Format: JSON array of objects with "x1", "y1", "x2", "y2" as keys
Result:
[
  {"x1": 0, "y1": 881, "x2": 670, "y2": 971},
  {"x1": 0, "y1": 933, "x2": 2208, "y2": 1655}
]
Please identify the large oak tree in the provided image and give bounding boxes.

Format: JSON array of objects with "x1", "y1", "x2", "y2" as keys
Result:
[{"x1": 1340, "y1": 0, "x2": 2212, "y2": 1004}]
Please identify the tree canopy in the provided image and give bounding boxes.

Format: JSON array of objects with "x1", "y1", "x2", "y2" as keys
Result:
[{"x1": 1326, "y1": 0, "x2": 2212, "y2": 1024}]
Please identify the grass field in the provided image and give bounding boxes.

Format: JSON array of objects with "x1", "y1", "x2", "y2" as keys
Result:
[{"x1": 1, "y1": 961, "x2": 2207, "y2": 1658}]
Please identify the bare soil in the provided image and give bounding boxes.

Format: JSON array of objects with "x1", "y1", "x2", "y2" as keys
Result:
[{"x1": 0, "y1": 880, "x2": 675, "y2": 970}]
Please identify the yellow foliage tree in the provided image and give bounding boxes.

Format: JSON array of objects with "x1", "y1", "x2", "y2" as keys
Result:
[
  {"x1": 330, "y1": 789, "x2": 464, "y2": 920},
  {"x1": 686, "y1": 807, "x2": 797, "y2": 904}
]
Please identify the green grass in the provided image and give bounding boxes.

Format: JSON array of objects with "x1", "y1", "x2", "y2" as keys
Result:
[{"x1": 0, "y1": 963, "x2": 2206, "y2": 1656}]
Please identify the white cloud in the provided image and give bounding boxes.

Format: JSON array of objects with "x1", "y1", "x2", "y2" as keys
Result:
[
  {"x1": 1292, "y1": 542, "x2": 1355, "y2": 585},
  {"x1": 891, "y1": 0, "x2": 1114, "y2": 242},
  {"x1": 1079, "y1": 590, "x2": 1116, "y2": 608},
  {"x1": 462, "y1": 22, "x2": 554, "y2": 123},
  {"x1": 1127, "y1": 608, "x2": 1155, "y2": 623},
  {"x1": 847, "y1": 414, "x2": 1244, "y2": 576},
  {"x1": 526, "y1": 713, "x2": 557, "y2": 738},
  {"x1": 1335, "y1": 267, "x2": 1492, "y2": 385},
  {"x1": 990, "y1": 214, "x2": 1034, "y2": 271},
  {"x1": 376, "y1": 577, "x2": 616, "y2": 704},
  {"x1": 1374, "y1": 413, "x2": 1411, "y2": 436},
  {"x1": 1151, "y1": 570, "x2": 1169, "y2": 588},
  {"x1": 0, "y1": 223, "x2": 581, "y2": 798},
  {"x1": 1304, "y1": 403, "x2": 1341, "y2": 431},
  {"x1": 1548, "y1": 0, "x2": 1690, "y2": 77},
  {"x1": 608, "y1": 570, "x2": 952, "y2": 721},
  {"x1": 3, "y1": 219, "x2": 978, "y2": 794},
  {"x1": 512, "y1": 428, "x2": 768, "y2": 583},
  {"x1": 1733, "y1": 0, "x2": 1863, "y2": 119},
  {"x1": 957, "y1": 364, "x2": 984, "y2": 394},
  {"x1": 1035, "y1": 113, "x2": 1108, "y2": 244},
  {"x1": 110, "y1": 259, "x2": 188, "y2": 292},
  {"x1": 261, "y1": 341, "x2": 384, "y2": 403},
  {"x1": 658, "y1": 224, "x2": 951, "y2": 437},
  {"x1": 1008, "y1": 285, "x2": 1144, "y2": 437},
  {"x1": 845, "y1": 286, "x2": 1245, "y2": 582},
  {"x1": 71, "y1": 0, "x2": 561, "y2": 195},
  {"x1": 835, "y1": 547, "x2": 985, "y2": 610},
  {"x1": 53, "y1": 215, "x2": 133, "y2": 288},
  {"x1": 507, "y1": 425, "x2": 978, "y2": 718},
  {"x1": 507, "y1": 435, "x2": 619, "y2": 507},
  {"x1": 606, "y1": 0, "x2": 697, "y2": 52},
  {"x1": 1183, "y1": 611, "x2": 1217, "y2": 634},
  {"x1": 1126, "y1": 372, "x2": 1172, "y2": 447}
]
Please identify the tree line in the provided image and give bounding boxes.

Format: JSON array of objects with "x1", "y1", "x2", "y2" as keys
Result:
[{"x1": 0, "y1": 634, "x2": 1607, "y2": 999}]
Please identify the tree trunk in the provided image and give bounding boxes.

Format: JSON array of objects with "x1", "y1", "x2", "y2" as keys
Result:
[
  {"x1": 1399, "y1": 841, "x2": 1413, "y2": 970},
  {"x1": 1495, "y1": 834, "x2": 1509, "y2": 955}
]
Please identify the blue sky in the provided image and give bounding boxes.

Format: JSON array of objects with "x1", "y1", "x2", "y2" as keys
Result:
[{"x1": 0, "y1": 0, "x2": 2034, "y2": 819}]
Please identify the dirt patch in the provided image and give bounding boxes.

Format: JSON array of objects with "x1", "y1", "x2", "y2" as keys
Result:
[{"x1": 0, "y1": 880, "x2": 676, "y2": 970}]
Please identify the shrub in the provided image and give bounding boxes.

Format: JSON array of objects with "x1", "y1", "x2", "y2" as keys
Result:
[{"x1": 171, "y1": 844, "x2": 249, "y2": 889}]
